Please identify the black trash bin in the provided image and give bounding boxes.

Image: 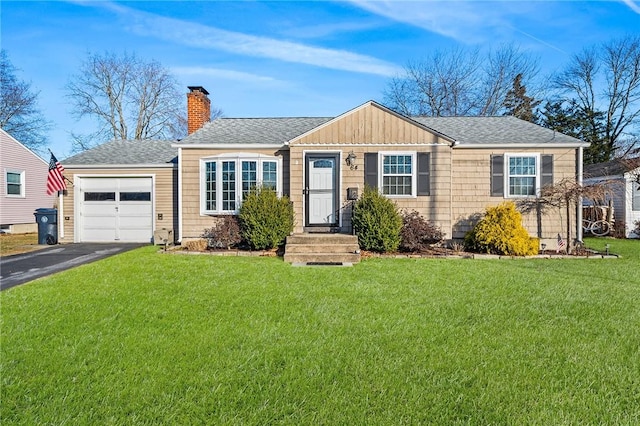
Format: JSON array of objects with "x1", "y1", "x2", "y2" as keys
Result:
[{"x1": 34, "y1": 208, "x2": 58, "y2": 245}]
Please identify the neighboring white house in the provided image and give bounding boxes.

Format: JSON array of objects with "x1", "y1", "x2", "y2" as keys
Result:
[
  {"x1": 0, "y1": 129, "x2": 54, "y2": 233},
  {"x1": 584, "y1": 157, "x2": 640, "y2": 238}
]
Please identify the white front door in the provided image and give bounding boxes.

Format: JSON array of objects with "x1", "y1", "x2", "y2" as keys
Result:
[
  {"x1": 79, "y1": 177, "x2": 153, "y2": 242},
  {"x1": 305, "y1": 155, "x2": 338, "y2": 226}
]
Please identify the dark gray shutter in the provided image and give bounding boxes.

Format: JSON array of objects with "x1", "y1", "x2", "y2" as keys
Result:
[
  {"x1": 364, "y1": 153, "x2": 378, "y2": 189},
  {"x1": 541, "y1": 154, "x2": 554, "y2": 188},
  {"x1": 490, "y1": 154, "x2": 504, "y2": 197},
  {"x1": 417, "y1": 152, "x2": 431, "y2": 196}
]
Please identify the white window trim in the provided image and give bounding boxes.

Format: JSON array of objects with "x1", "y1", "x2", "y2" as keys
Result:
[
  {"x1": 378, "y1": 151, "x2": 417, "y2": 198},
  {"x1": 5, "y1": 169, "x2": 25, "y2": 198},
  {"x1": 504, "y1": 153, "x2": 541, "y2": 198},
  {"x1": 200, "y1": 154, "x2": 283, "y2": 215}
]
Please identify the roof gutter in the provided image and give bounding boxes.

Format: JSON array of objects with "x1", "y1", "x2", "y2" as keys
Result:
[
  {"x1": 172, "y1": 143, "x2": 286, "y2": 149},
  {"x1": 453, "y1": 142, "x2": 590, "y2": 149},
  {"x1": 63, "y1": 163, "x2": 177, "y2": 169}
]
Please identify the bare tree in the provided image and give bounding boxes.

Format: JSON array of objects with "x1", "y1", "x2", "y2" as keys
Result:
[
  {"x1": 383, "y1": 44, "x2": 540, "y2": 117},
  {"x1": 479, "y1": 44, "x2": 541, "y2": 116},
  {"x1": 517, "y1": 179, "x2": 610, "y2": 252},
  {"x1": 66, "y1": 52, "x2": 184, "y2": 151},
  {"x1": 553, "y1": 35, "x2": 640, "y2": 162},
  {"x1": 0, "y1": 50, "x2": 51, "y2": 152}
]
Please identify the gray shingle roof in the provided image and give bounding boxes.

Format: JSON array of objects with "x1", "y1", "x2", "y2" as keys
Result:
[
  {"x1": 413, "y1": 116, "x2": 585, "y2": 146},
  {"x1": 62, "y1": 140, "x2": 177, "y2": 166},
  {"x1": 177, "y1": 117, "x2": 333, "y2": 145},
  {"x1": 584, "y1": 157, "x2": 640, "y2": 178},
  {"x1": 61, "y1": 107, "x2": 587, "y2": 167},
  {"x1": 178, "y1": 114, "x2": 584, "y2": 147}
]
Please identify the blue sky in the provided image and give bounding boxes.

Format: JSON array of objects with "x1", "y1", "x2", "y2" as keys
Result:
[{"x1": 2, "y1": 0, "x2": 639, "y2": 157}]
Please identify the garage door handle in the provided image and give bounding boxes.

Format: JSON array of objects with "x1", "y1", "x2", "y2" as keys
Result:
[{"x1": 115, "y1": 207, "x2": 119, "y2": 212}]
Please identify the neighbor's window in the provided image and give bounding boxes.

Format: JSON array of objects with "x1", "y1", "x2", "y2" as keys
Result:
[
  {"x1": 632, "y1": 181, "x2": 640, "y2": 211},
  {"x1": 507, "y1": 155, "x2": 538, "y2": 197},
  {"x1": 381, "y1": 154, "x2": 414, "y2": 196},
  {"x1": 202, "y1": 155, "x2": 281, "y2": 214},
  {"x1": 6, "y1": 171, "x2": 24, "y2": 197}
]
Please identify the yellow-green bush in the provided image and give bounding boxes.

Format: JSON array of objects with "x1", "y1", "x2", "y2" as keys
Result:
[{"x1": 465, "y1": 202, "x2": 539, "y2": 256}]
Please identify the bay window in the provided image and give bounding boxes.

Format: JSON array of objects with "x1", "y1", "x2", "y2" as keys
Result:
[{"x1": 201, "y1": 155, "x2": 281, "y2": 214}]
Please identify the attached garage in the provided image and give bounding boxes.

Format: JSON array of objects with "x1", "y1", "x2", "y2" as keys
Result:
[
  {"x1": 78, "y1": 176, "x2": 153, "y2": 242},
  {"x1": 58, "y1": 139, "x2": 178, "y2": 244}
]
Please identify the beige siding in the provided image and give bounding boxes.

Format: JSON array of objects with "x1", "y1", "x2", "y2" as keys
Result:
[
  {"x1": 450, "y1": 147, "x2": 579, "y2": 240},
  {"x1": 288, "y1": 102, "x2": 452, "y2": 234},
  {"x1": 288, "y1": 145, "x2": 453, "y2": 235},
  {"x1": 60, "y1": 167, "x2": 176, "y2": 243},
  {"x1": 292, "y1": 103, "x2": 446, "y2": 145},
  {"x1": 180, "y1": 103, "x2": 582, "y2": 244},
  {"x1": 180, "y1": 147, "x2": 288, "y2": 239}
]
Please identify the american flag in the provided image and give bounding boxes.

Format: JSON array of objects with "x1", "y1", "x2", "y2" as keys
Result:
[
  {"x1": 46, "y1": 153, "x2": 66, "y2": 195},
  {"x1": 556, "y1": 233, "x2": 566, "y2": 253}
]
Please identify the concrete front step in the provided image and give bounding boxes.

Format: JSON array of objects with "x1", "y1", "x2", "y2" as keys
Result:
[
  {"x1": 284, "y1": 252, "x2": 361, "y2": 265},
  {"x1": 286, "y1": 234, "x2": 358, "y2": 245},
  {"x1": 284, "y1": 234, "x2": 360, "y2": 265},
  {"x1": 285, "y1": 244, "x2": 359, "y2": 254}
]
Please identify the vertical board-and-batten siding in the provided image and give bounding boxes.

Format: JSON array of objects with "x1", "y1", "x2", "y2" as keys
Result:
[
  {"x1": 293, "y1": 104, "x2": 441, "y2": 145},
  {"x1": 0, "y1": 130, "x2": 54, "y2": 225},
  {"x1": 179, "y1": 147, "x2": 289, "y2": 239},
  {"x1": 288, "y1": 103, "x2": 452, "y2": 234},
  {"x1": 59, "y1": 167, "x2": 176, "y2": 243}
]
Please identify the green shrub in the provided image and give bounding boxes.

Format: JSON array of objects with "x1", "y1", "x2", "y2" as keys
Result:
[
  {"x1": 238, "y1": 187, "x2": 294, "y2": 250},
  {"x1": 464, "y1": 202, "x2": 539, "y2": 256},
  {"x1": 352, "y1": 186, "x2": 402, "y2": 253},
  {"x1": 202, "y1": 216, "x2": 243, "y2": 249},
  {"x1": 400, "y1": 210, "x2": 444, "y2": 252}
]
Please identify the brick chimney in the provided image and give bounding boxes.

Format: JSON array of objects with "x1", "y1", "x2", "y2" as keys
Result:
[{"x1": 187, "y1": 86, "x2": 211, "y2": 134}]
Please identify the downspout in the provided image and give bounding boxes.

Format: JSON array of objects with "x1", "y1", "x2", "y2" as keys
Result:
[
  {"x1": 450, "y1": 140, "x2": 458, "y2": 240},
  {"x1": 577, "y1": 146, "x2": 584, "y2": 242},
  {"x1": 177, "y1": 147, "x2": 183, "y2": 243},
  {"x1": 58, "y1": 192, "x2": 64, "y2": 240}
]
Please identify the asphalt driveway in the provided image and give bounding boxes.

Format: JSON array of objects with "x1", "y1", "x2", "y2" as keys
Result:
[{"x1": 0, "y1": 243, "x2": 145, "y2": 291}]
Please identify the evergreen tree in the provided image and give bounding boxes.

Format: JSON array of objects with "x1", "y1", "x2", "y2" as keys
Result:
[
  {"x1": 503, "y1": 73, "x2": 541, "y2": 122},
  {"x1": 539, "y1": 100, "x2": 608, "y2": 164}
]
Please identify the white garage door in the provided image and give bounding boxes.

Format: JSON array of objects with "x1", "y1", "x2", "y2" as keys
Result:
[{"x1": 79, "y1": 177, "x2": 153, "y2": 242}]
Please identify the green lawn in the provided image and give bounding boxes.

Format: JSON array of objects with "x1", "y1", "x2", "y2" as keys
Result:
[{"x1": 2, "y1": 238, "x2": 639, "y2": 424}]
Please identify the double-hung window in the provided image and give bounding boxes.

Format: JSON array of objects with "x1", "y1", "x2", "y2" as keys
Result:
[
  {"x1": 507, "y1": 155, "x2": 538, "y2": 196},
  {"x1": 492, "y1": 153, "x2": 552, "y2": 198},
  {"x1": 364, "y1": 151, "x2": 429, "y2": 197},
  {"x1": 381, "y1": 152, "x2": 416, "y2": 196},
  {"x1": 5, "y1": 170, "x2": 25, "y2": 197},
  {"x1": 201, "y1": 155, "x2": 280, "y2": 214}
]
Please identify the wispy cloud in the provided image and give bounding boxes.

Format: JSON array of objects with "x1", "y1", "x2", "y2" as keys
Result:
[
  {"x1": 279, "y1": 20, "x2": 384, "y2": 39},
  {"x1": 349, "y1": 0, "x2": 505, "y2": 42},
  {"x1": 348, "y1": 0, "x2": 566, "y2": 52},
  {"x1": 172, "y1": 66, "x2": 282, "y2": 85},
  {"x1": 621, "y1": 0, "x2": 640, "y2": 14},
  {"x1": 93, "y1": 2, "x2": 401, "y2": 77}
]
